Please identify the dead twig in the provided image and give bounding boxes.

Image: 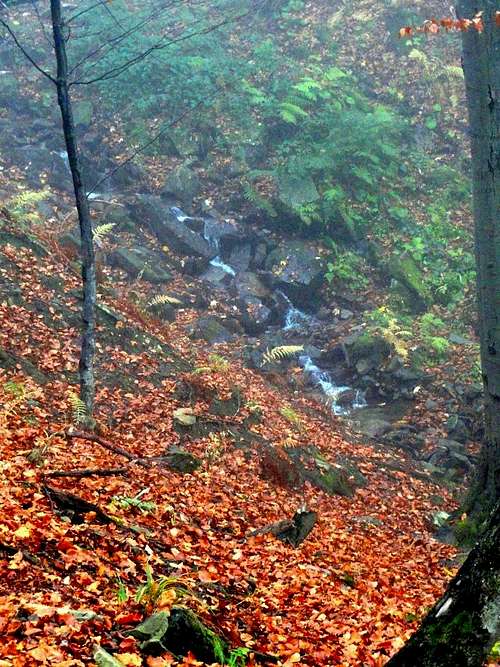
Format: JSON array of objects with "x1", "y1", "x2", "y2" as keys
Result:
[
  {"x1": 44, "y1": 467, "x2": 129, "y2": 479},
  {"x1": 66, "y1": 427, "x2": 151, "y2": 467}
]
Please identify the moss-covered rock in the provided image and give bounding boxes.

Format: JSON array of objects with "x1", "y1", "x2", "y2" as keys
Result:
[
  {"x1": 344, "y1": 332, "x2": 393, "y2": 371},
  {"x1": 130, "y1": 608, "x2": 229, "y2": 662},
  {"x1": 162, "y1": 163, "x2": 201, "y2": 209},
  {"x1": 108, "y1": 247, "x2": 172, "y2": 284},
  {"x1": 163, "y1": 448, "x2": 202, "y2": 474},
  {"x1": 387, "y1": 253, "x2": 432, "y2": 313}
]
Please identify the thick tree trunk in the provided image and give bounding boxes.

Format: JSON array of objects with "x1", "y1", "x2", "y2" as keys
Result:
[
  {"x1": 50, "y1": 0, "x2": 96, "y2": 415},
  {"x1": 458, "y1": 1, "x2": 500, "y2": 517},
  {"x1": 386, "y1": 502, "x2": 500, "y2": 667}
]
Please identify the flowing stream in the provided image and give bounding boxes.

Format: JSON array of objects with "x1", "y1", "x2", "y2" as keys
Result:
[
  {"x1": 170, "y1": 206, "x2": 366, "y2": 415},
  {"x1": 202, "y1": 218, "x2": 236, "y2": 276}
]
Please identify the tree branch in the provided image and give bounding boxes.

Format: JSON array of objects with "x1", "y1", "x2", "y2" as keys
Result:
[
  {"x1": 0, "y1": 17, "x2": 56, "y2": 83},
  {"x1": 86, "y1": 85, "x2": 224, "y2": 195}
]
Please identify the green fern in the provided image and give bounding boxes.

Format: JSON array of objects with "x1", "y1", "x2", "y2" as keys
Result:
[
  {"x1": 148, "y1": 294, "x2": 183, "y2": 308},
  {"x1": 7, "y1": 189, "x2": 49, "y2": 226},
  {"x1": 279, "y1": 101, "x2": 309, "y2": 124},
  {"x1": 242, "y1": 183, "x2": 277, "y2": 217},
  {"x1": 93, "y1": 222, "x2": 116, "y2": 245},
  {"x1": 262, "y1": 345, "x2": 304, "y2": 366},
  {"x1": 112, "y1": 491, "x2": 156, "y2": 515},
  {"x1": 68, "y1": 391, "x2": 87, "y2": 425}
]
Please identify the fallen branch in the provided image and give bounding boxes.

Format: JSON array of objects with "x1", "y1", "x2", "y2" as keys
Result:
[
  {"x1": 248, "y1": 508, "x2": 317, "y2": 548},
  {"x1": 44, "y1": 467, "x2": 129, "y2": 479},
  {"x1": 66, "y1": 427, "x2": 150, "y2": 467},
  {"x1": 43, "y1": 484, "x2": 113, "y2": 524}
]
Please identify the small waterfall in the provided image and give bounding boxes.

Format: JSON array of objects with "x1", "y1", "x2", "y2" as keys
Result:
[
  {"x1": 203, "y1": 219, "x2": 236, "y2": 276},
  {"x1": 170, "y1": 206, "x2": 190, "y2": 222},
  {"x1": 299, "y1": 355, "x2": 354, "y2": 416},
  {"x1": 277, "y1": 291, "x2": 313, "y2": 330}
]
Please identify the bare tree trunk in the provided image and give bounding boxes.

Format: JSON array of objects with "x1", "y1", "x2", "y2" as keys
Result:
[
  {"x1": 458, "y1": 0, "x2": 500, "y2": 518},
  {"x1": 386, "y1": 502, "x2": 499, "y2": 666},
  {"x1": 50, "y1": 0, "x2": 96, "y2": 415}
]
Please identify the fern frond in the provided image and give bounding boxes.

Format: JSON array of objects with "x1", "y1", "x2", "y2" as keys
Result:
[
  {"x1": 93, "y1": 222, "x2": 115, "y2": 245},
  {"x1": 262, "y1": 345, "x2": 304, "y2": 366},
  {"x1": 68, "y1": 391, "x2": 87, "y2": 425},
  {"x1": 243, "y1": 184, "x2": 277, "y2": 217},
  {"x1": 148, "y1": 294, "x2": 183, "y2": 307}
]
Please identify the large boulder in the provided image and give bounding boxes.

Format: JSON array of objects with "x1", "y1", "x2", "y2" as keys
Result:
[
  {"x1": 161, "y1": 163, "x2": 201, "y2": 209},
  {"x1": 108, "y1": 246, "x2": 172, "y2": 283},
  {"x1": 343, "y1": 332, "x2": 393, "y2": 373},
  {"x1": 188, "y1": 316, "x2": 235, "y2": 343},
  {"x1": 264, "y1": 240, "x2": 325, "y2": 307},
  {"x1": 8, "y1": 145, "x2": 70, "y2": 190},
  {"x1": 387, "y1": 253, "x2": 432, "y2": 313},
  {"x1": 127, "y1": 195, "x2": 215, "y2": 259},
  {"x1": 277, "y1": 172, "x2": 320, "y2": 212}
]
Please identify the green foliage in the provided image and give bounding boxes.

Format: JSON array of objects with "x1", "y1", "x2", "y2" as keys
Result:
[
  {"x1": 135, "y1": 562, "x2": 191, "y2": 610},
  {"x1": 194, "y1": 353, "x2": 230, "y2": 375},
  {"x1": 115, "y1": 577, "x2": 129, "y2": 604},
  {"x1": 6, "y1": 189, "x2": 49, "y2": 227},
  {"x1": 262, "y1": 345, "x2": 304, "y2": 366},
  {"x1": 364, "y1": 307, "x2": 411, "y2": 359},
  {"x1": 325, "y1": 247, "x2": 370, "y2": 290},
  {"x1": 68, "y1": 391, "x2": 87, "y2": 425},
  {"x1": 279, "y1": 406, "x2": 302, "y2": 429},
  {"x1": 226, "y1": 647, "x2": 251, "y2": 667},
  {"x1": 93, "y1": 223, "x2": 116, "y2": 246},
  {"x1": 112, "y1": 489, "x2": 157, "y2": 515},
  {"x1": 419, "y1": 313, "x2": 450, "y2": 363}
]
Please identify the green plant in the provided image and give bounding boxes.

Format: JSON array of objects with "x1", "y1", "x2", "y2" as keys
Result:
[
  {"x1": 280, "y1": 405, "x2": 302, "y2": 429},
  {"x1": 419, "y1": 313, "x2": 450, "y2": 363},
  {"x1": 135, "y1": 562, "x2": 191, "y2": 612},
  {"x1": 6, "y1": 189, "x2": 49, "y2": 227},
  {"x1": 325, "y1": 250, "x2": 370, "y2": 290},
  {"x1": 194, "y1": 353, "x2": 230, "y2": 375},
  {"x1": 365, "y1": 307, "x2": 411, "y2": 359},
  {"x1": 93, "y1": 222, "x2": 116, "y2": 246},
  {"x1": 226, "y1": 647, "x2": 251, "y2": 667},
  {"x1": 68, "y1": 391, "x2": 87, "y2": 425},
  {"x1": 262, "y1": 345, "x2": 304, "y2": 366},
  {"x1": 115, "y1": 577, "x2": 129, "y2": 604},
  {"x1": 112, "y1": 489, "x2": 157, "y2": 515}
]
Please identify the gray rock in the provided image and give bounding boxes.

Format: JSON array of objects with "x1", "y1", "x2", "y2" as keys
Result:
[
  {"x1": 109, "y1": 247, "x2": 172, "y2": 283},
  {"x1": 265, "y1": 240, "x2": 324, "y2": 306},
  {"x1": 161, "y1": 163, "x2": 200, "y2": 209},
  {"x1": 189, "y1": 316, "x2": 234, "y2": 343},
  {"x1": 127, "y1": 195, "x2": 215, "y2": 259},
  {"x1": 352, "y1": 417, "x2": 392, "y2": 439}
]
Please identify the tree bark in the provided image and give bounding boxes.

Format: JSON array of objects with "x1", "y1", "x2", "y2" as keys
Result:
[
  {"x1": 50, "y1": 0, "x2": 97, "y2": 415},
  {"x1": 458, "y1": 0, "x2": 500, "y2": 517},
  {"x1": 386, "y1": 502, "x2": 500, "y2": 667}
]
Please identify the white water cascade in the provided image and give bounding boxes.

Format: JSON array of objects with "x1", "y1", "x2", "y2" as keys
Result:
[
  {"x1": 202, "y1": 219, "x2": 236, "y2": 276},
  {"x1": 299, "y1": 354, "x2": 367, "y2": 416}
]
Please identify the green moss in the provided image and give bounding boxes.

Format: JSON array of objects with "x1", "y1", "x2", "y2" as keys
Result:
[
  {"x1": 348, "y1": 332, "x2": 392, "y2": 365},
  {"x1": 454, "y1": 515, "x2": 485, "y2": 547},
  {"x1": 388, "y1": 253, "x2": 432, "y2": 312},
  {"x1": 426, "y1": 610, "x2": 474, "y2": 645}
]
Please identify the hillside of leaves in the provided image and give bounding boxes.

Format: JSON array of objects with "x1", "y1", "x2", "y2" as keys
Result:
[
  {"x1": 0, "y1": 200, "x2": 461, "y2": 666},
  {"x1": 0, "y1": 0, "x2": 490, "y2": 665}
]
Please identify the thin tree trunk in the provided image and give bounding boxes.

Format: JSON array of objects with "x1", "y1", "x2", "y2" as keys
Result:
[
  {"x1": 50, "y1": 0, "x2": 96, "y2": 415},
  {"x1": 386, "y1": 503, "x2": 500, "y2": 666},
  {"x1": 458, "y1": 0, "x2": 500, "y2": 518}
]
